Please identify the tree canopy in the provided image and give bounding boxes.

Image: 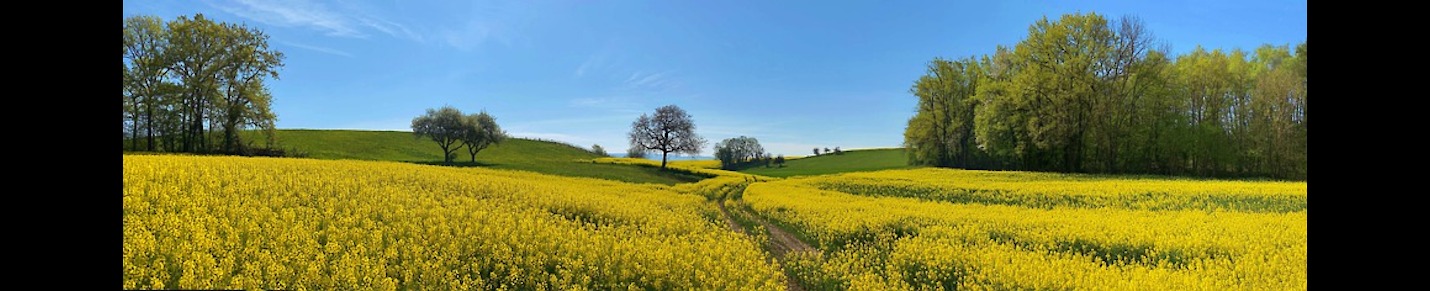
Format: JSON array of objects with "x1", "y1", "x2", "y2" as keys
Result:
[
  {"x1": 905, "y1": 12, "x2": 1305, "y2": 180},
  {"x1": 713, "y1": 136, "x2": 765, "y2": 170},
  {"x1": 412, "y1": 106, "x2": 468, "y2": 164},
  {"x1": 461, "y1": 111, "x2": 507, "y2": 163},
  {"x1": 123, "y1": 13, "x2": 284, "y2": 155},
  {"x1": 628, "y1": 105, "x2": 707, "y2": 170}
]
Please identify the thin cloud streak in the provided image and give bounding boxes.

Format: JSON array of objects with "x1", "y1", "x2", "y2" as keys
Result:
[
  {"x1": 216, "y1": 0, "x2": 365, "y2": 38},
  {"x1": 276, "y1": 40, "x2": 355, "y2": 57}
]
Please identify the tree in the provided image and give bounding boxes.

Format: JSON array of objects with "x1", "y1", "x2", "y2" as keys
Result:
[
  {"x1": 713, "y1": 136, "x2": 764, "y2": 170},
  {"x1": 123, "y1": 14, "x2": 284, "y2": 155},
  {"x1": 813, "y1": 148, "x2": 821, "y2": 156},
  {"x1": 461, "y1": 110, "x2": 506, "y2": 163},
  {"x1": 824, "y1": 148, "x2": 831, "y2": 155},
  {"x1": 213, "y1": 21, "x2": 284, "y2": 154},
  {"x1": 124, "y1": 15, "x2": 172, "y2": 151},
  {"x1": 904, "y1": 57, "x2": 983, "y2": 168},
  {"x1": 628, "y1": 105, "x2": 707, "y2": 170},
  {"x1": 412, "y1": 106, "x2": 467, "y2": 164},
  {"x1": 775, "y1": 155, "x2": 786, "y2": 167},
  {"x1": 625, "y1": 145, "x2": 648, "y2": 159},
  {"x1": 592, "y1": 144, "x2": 608, "y2": 157},
  {"x1": 834, "y1": 147, "x2": 842, "y2": 155}
]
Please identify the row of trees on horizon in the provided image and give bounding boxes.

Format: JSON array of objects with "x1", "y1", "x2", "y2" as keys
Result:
[
  {"x1": 123, "y1": 14, "x2": 285, "y2": 155},
  {"x1": 903, "y1": 13, "x2": 1306, "y2": 180}
]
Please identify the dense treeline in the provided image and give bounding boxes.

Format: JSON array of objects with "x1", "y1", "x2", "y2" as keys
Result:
[
  {"x1": 904, "y1": 13, "x2": 1305, "y2": 180},
  {"x1": 123, "y1": 14, "x2": 284, "y2": 155}
]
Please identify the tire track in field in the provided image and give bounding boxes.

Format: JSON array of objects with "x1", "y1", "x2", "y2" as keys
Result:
[{"x1": 715, "y1": 182, "x2": 815, "y2": 291}]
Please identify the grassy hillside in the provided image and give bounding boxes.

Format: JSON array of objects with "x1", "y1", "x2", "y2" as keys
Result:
[
  {"x1": 739, "y1": 148, "x2": 917, "y2": 177},
  {"x1": 257, "y1": 129, "x2": 707, "y2": 185}
]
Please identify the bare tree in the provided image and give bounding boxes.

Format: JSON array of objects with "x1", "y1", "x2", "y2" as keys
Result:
[{"x1": 628, "y1": 105, "x2": 707, "y2": 170}]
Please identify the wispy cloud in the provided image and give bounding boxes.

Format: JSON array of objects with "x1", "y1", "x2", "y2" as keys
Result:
[
  {"x1": 352, "y1": 14, "x2": 424, "y2": 42},
  {"x1": 215, "y1": 0, "x2": 365, "y2": 38},
  {"x1": 208, "y1": 0, "x2": 457, "y2": 46},
  {"x1": 567, "y1": 97, "x2": 647, "y2": 113},
  {"x1": 622, "y1": 70, "x2": 682, "y2": 93},
  {"x1": 575, "y1": 42, "x2": 623, "y2": 78},
  {"x1": 440, "y1": 0, "x2": 538, "y2": 51},
  {"x1": 574, "y1": 52, "x2": 606, "y2": 78},
  {"x1": 276, "y1": 39, "x2": 354, "y2": 57}
]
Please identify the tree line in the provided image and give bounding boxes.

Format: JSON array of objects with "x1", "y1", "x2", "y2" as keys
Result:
[
  {"x1": 904, "y1": 12, "x2": 1306, "y2": 180},
  {"x1": 123, "y1": 14, "x2": 285, "y2": 155}
]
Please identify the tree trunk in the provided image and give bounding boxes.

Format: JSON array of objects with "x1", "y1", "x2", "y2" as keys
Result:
[
  {"x1": 661, "y1": 151, "x2": 669, "y2": 170},
  {"x1": 146, "y1": 100, "x2": 156, "y2": 151}
]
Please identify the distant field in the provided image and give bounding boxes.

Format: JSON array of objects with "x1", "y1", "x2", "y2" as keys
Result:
[
  {"x1": 251, "y1": 129, "x2": 706, "y2": 185},
  {"x1": 739, "y1": 148, "x2": 916, "y2": 177}
]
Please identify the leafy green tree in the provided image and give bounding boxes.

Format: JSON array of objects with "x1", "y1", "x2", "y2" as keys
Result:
[
  {"x1": 123, "y1": 14, "x2": 283, "y2": 154},
  {"x1": 591, "y1": 144, "x2": 608, "y2": 157},
  {"x1": 214, "y1": 21, "x2": 284, "y2": 154},
  {"x1": 412, "y1": 106, "x2": 467, "y2": 164},
  {"x1": 904, "y1": 57, "x2": 982, "y2": 167},
  {"x1": 123, "y1": 15, "x2": 171, "y2": 151},
  {"x1": 628, "y1": 105, "x2": 707, "y2": 170},
  {"x1": 461, "y1": 111, "x2": 507, "y2": 163},
  {"x1": 713, "y1": 136, "x2": 764, "y2": 169},
  {"x1": 166, "y1": 14, "x2": 232, "y2": 153},
  {"x1": 908, "y1": 12, "x2": 1304, "y2": 179}
]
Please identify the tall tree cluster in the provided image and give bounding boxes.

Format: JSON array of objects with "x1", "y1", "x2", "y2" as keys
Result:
[
  {"x1": 713, "y1": 136, "x2": 766, "y2": 170},
  {"x1": 123, "y1": 14, "x2": 284, "y2": 154},
  {"x1": 904, "y1": 13, "x2": 1305, "y2": 180}
]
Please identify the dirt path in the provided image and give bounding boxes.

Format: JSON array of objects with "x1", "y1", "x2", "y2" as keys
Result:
[
  {"x1": 716, "y1": 197, "x2": 815, "y2": 291},
  {"x1": 729, "y1": 203, "x2": 813, "y2": 257},
  {"x1": 716, "y1": 199, "x2": 745, "y2": 235}
]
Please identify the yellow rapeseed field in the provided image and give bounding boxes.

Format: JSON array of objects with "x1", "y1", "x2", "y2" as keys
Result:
[
  {"x1": 743, "y1": 168, "x2": 1307, "y2": 290},
  {"x1": 123, "y1": 155, "x2": 786, "y2": 290}
]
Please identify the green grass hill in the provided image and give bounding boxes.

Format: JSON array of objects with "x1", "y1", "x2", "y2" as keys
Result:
[
  {"x1": 257, "y1": 129, "x2": 707, "y2": 185},
  {"x1": 738, "y1": 148, "x2": 918, "y2": 178}
]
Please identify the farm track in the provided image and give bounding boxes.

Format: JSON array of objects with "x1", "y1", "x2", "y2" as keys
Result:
[{"x1": 715, "y1": 184, "x2": 815, "y2": 291}]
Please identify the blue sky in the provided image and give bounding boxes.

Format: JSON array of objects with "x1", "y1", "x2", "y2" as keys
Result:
[{"x1": 123, "y1": 0, "x2": 1306, "y2": 157}]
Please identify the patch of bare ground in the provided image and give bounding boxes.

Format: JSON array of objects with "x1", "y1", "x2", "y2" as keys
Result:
[{"x1": 717, "y1": 198, "x2": 814, "y2": 291}]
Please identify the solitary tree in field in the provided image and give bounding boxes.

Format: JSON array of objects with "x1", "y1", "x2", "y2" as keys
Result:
[
  {"x1": 814, "y1": 148, "x2": 821, "y2": 156},
  {"x1": 461, "y1": 110, "x2": 506, "y2": 163},
  {"x1": 412, "y1": 106, "x2": 467, "y2": 164},
  {"x1": 592, "y1": 144, "x2": 608, "y2": 157},
  {"x1": 628, "y1": 105, "x2": 707, "y2": 170},
  {"x1": 775, "y1": 155, "x2": 786, "y2": 167}
]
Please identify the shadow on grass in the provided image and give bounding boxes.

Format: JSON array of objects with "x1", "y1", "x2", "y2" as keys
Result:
[{"x1": 405, "y1": 160, "x2": 502, "y2": 167}]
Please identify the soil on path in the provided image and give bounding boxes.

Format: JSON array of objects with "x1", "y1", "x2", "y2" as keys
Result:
[{"x1": 716, "y1": 198, "x2": 815, "y2": 291}]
